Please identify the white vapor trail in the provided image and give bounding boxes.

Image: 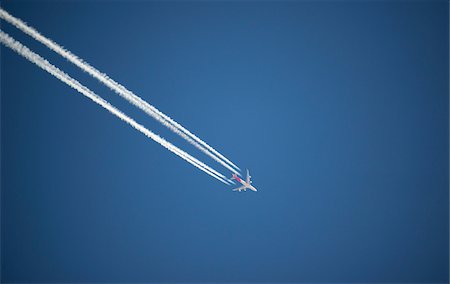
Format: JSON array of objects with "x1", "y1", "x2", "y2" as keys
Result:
[
  {"x1": 0, "y1": 30, "x2": 231, "y2": 185},
  {"x1": 0, "y1": 8, "x2": 241, "y2": 176}
]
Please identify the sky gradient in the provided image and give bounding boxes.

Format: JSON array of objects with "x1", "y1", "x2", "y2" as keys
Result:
[{"x1": 1, "y1": 1, "x2": 449, "y2": 282}]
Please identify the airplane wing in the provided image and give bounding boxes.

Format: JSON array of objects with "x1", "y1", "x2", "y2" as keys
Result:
[
  {"x1": 246, "y1": 169, "x2": 251, "y2": 184},
  {"x1": 232, "y1": 185, "x2": 246, "y2": 192}
]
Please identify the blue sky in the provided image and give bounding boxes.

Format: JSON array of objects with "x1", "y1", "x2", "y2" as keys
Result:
[{"x1": 1, "y1": 1, "x2": 449, "y2": 282}]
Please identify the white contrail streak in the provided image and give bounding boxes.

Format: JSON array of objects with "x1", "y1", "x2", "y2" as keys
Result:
[
  {"x1": 0, "y1": 30, "x2": 231, "y2": 185},
  {"x1": 0, "y1": 8, "x2": 241, "y2": 176}
]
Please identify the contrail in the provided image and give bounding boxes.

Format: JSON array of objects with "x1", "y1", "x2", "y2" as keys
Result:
[
  {"x1": 0, "y1": 30, "x2": 231, "y2": 185},
  {"x1": 0, "y1": 8, "x2": 241, "y2": 176}
]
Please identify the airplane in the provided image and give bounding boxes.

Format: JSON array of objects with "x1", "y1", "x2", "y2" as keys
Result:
[{"x1": 231, "y1": 169, "x2": 257, "y2": 192}]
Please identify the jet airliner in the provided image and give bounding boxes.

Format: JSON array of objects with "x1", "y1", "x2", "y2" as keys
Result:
[{"x1": 231, "y1": 169, "x2": 257, "y2": 192}]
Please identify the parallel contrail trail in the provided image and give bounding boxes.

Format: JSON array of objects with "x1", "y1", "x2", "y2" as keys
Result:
[
  {"x1": 0, "y1": 8, "x2": 241, "y2": 176},
  {"x1": 0, "y1": 30, "x2": 231, "y2": 185}
]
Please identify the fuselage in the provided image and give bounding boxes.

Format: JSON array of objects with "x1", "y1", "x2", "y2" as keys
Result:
[{"x1": 233, "y1": 174, "x2": 245, "y2": 185}]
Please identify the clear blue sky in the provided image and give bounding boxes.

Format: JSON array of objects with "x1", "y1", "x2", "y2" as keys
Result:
[{"x1": 1, "y1": 1, "x2": 448, "y2": 282}]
